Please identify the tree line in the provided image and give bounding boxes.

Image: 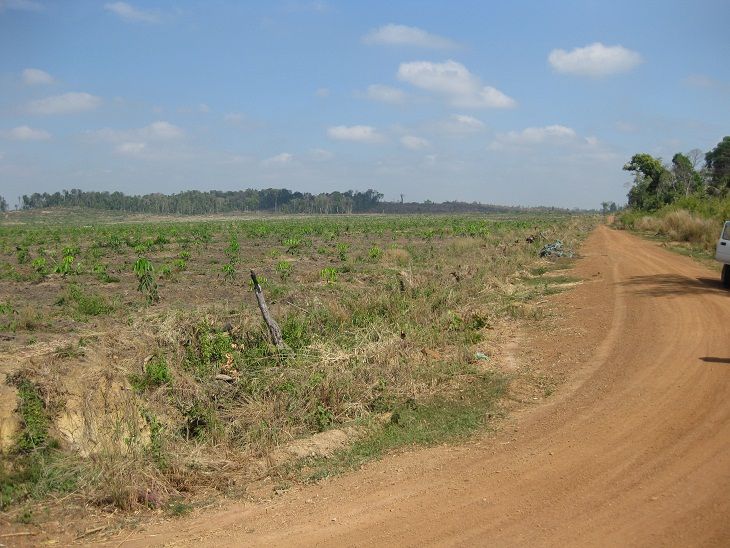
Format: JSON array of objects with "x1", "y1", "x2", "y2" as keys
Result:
[
  {"x1": 624, "y1": 136, "x2": 729, "y2": 210},
  {"x1": 1, "y1": 187, "x2": 580, "y2": 216},
  {"x1": 11, "y1": 188, "x2": 384, "y2": 215}
]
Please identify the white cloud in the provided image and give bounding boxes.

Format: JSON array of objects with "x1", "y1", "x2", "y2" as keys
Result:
[
  {"x1": 198, "y1": 103, "x2": 210, "y2": 113},
  {"x1": 310, "y1": 148, "x2": 334, "y2": 161},
  {"x1": 400, "y1": 135, "x2": 429, "y2": 150},
  {"x1": 397, "y1": 60, "x2": 516, "y2": 108},
  {"x1": 315, "y1": 87, "x2": 330, "y2": 98},
  {"x1": 0, "y1": 0, "x2": 43, "y2": 12},
  {"x1": 224, "y1": 112, "x2": 247, "y2": 124},
  {"x1": 28, "y1": 92, "x2": 101, "y2": 115},
  {"x1": 104, "y1": 2, "x2": 159, "y2": 23},
  {"x1": 360, "y1": 84, "x2": 408, "y2": 104},
  {"x1": 263, "y1": 152, "x2": 293, "y2": 166},
  {"x1": 492, "y1": 125, "x2": 577, "y2": 147},
  {"x1": 89, "y1": 121, "x2": 184, "y2": 142},
  {"x1": 142, "y1": 121, "x2": 183, "y2": 140},
  {"x1": 116, "y1": 142, "x2": 146, "y2": 156},
  {"x1": 327, "y1": 125, "x2": 384, "y2": 143},
  {"x1": 451, "y1": 114, "x2": 484, "y2": 131},
  {"x1": 22, "y1": 68, "x2": 54, "y2": 85},
  {"x1": 3, "y1": 125, "x2": 51, "y2": 141},
  {"x1": 363, "y1": 24, "x2": 457, "y2": 49},
  {"x1": 548, "y1": 43, "x2": 642, "y2": 77},
  {"x1": 443, "y1": 114, "x2": 485, "y2": 133}
]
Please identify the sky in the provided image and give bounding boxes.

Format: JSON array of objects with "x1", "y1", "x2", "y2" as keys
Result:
[{"x1": 0, "y1": 0, "x2": 729, "y2": 209}]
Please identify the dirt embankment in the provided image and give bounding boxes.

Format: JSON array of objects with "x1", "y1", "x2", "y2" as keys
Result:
[{"x1": 106, "y1": 225, "x2": 730, "y2": 547}]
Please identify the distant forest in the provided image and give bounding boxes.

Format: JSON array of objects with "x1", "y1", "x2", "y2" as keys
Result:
[{"x1": 6, "y1": 188, "x2": 576, "y2": 215}]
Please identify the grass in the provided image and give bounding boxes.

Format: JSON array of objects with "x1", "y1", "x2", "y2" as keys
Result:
[
  {"x1": 291, "y1": 372, "x2": 507, "y2": 483},
  {"x1": 130, "y1": 356, "x2": 172, "y2": 391},
  {"x1": 0, "y1": 377, "x2": 80, "y2": 510}
]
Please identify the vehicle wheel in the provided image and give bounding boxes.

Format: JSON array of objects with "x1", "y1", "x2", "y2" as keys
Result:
[{"x1": 722, "y1": 264, "x2": 730, "y2": 288}]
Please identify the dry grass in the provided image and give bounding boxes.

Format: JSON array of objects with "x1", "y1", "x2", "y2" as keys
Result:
[{"x1": 623, "y1": 208, "x2": 723, "y2": 252}]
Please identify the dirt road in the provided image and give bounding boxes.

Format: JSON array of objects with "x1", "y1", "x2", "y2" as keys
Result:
[{"x1": 117, "y1": 226, "x2": 730, "y2": 547}]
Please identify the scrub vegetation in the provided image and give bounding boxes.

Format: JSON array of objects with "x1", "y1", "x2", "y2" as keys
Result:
[{"x1": 0, "y1": 211, "x2": 593, "y2": 518}]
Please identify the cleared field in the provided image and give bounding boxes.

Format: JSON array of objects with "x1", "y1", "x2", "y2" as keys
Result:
[{"x1": 0, "y1": 212, "x2": 593, "y2": 529}]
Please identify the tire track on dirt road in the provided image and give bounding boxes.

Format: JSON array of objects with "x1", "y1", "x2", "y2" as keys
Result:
[{"x1": 111, "y1": 225, "x2": 730, "y2": 547}]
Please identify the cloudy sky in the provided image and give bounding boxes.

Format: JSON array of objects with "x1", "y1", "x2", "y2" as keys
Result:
[{"x1": 1, "y1": 0, "x2": 728, "y2": 208}]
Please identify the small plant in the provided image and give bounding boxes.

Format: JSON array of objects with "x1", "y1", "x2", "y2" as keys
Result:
[
  {"x1": 284, "y1": 237, "x2": 301, "y2": 253},
  {"x1": 275, "y1": 260, "x2": 292, "y2": 280},
  {"x1": 53, "y1": 254, "x2": 74, "y2": 277},
  {"x1": 160, "y1": 264, "x2": 173, "y2": 278},
  {"x1": 173, "y1": 258, "x2": 187, "y2": 271},
  {"x1": 92, "y1": 262, "x2": 119, "y2": 283},
  {"x1": 368, "y1": 245, "x2": 382, "y2": 261},
  {"x1": 130, "y1": 356, "x2": 171, "y2": 391},
  {"x1": 56, "y1": 285, "x2": 113, "y2": 318},
  {"x1": 31, "y1": 257, "x2": 47, "y2": 276},
  {"x1": 320, "y1": 267, "x2": 338, "y2": 284},
  {"x1": 222, "y1": 262, "x2": 236, "y2": 281},
  {"x1": 248, "y1": 274, "x2": 269, "y2": 290},
  {"x1": 16, "y1": 247, "x2": 30, "y2": 264},
  {"x1": 179, "y1": 251, "x2": 191, "y2": 260},
  {"x1": 336, "y1": 242, "x2": 350, "y2": 261},
  {"x1": 14, "y1": 379, "x2": 49, "y2": 452},
  {"x1": 226, "y1": 233, "x2": 239, "y2": 261},
  {"x1": 133, "y1": 257, "x2": 160, "y2": 304}
]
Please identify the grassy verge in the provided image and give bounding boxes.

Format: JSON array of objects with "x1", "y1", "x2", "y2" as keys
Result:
[{"x1": 289, "y1": 371, "x2": 507, "y2": 483}]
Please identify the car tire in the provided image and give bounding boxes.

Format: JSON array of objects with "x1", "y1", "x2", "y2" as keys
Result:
[{"x1": 722, "y1": 264, "x2": 730, "y2": 288}]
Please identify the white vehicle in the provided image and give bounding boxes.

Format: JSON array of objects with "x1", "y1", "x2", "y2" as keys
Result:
[{"x1": 716, "y1": 220, "x2": 730, "y2": 288}]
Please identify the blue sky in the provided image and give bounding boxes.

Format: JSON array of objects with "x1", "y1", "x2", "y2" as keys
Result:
[{"x1": 1, "y1": 0, "x2": 728, "y2": 208}]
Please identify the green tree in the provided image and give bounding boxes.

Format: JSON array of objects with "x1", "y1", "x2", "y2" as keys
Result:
[
  {"x1": 623, "y1": 153, "x2": 673, "y2": 210},
  {"x1": 671, "y1": 152, "x2": 703, "y2": 197},
  {"x1": 705, "y1": 136, "x2": 730, "y2": 195},
  {"x1": 0, "y1": 196, "x2": 7, "y2": 212}
]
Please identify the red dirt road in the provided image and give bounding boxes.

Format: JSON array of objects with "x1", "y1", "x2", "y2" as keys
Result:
[{"x1": 117, "y1": 226, "x2": 730, "y2": 547}]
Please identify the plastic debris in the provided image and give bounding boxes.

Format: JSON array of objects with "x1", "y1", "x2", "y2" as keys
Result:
[
  {"x1": 539, "y1": 240, "x2": 574, "y2": 258},
  {"x1": 474, "y1": 352, "x2": 490, "y2": 361}
]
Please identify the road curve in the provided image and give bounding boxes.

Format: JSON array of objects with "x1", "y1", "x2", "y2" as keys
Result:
[{"x1": 121, "y1": 226, "x2": 730, "y2": 547}]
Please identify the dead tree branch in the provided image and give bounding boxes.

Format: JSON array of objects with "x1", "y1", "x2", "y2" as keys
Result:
[{"x1": 250, "y1": 270, "x2": 286, "y2": 350}]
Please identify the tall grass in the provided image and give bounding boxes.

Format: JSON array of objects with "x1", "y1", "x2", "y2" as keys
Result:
[{"x1": 619, "y1": 196, "x2": 729, "y2": 252}]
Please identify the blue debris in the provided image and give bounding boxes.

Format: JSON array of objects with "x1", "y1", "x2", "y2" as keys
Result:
[{"x1": 539, "y1": 240, "x2": 574, "y2": 258}]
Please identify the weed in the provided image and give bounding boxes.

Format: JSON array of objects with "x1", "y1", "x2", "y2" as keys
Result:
[
  {"x1": 222, "y1": 262, "x2": 236, "y2": 281},
  {"x1": 14, "y1": 379, "x2": 49, "y2": 452},
  {"x1": 368, "y1": 245, "x2": 382, "y2": 261},
  {"x1": 336, "y1": 242, "x2": 349, "y2": 261},
  {"x1": 57, "y1": 285, "x2": 113, "y2": 318},
  {"x1": 16, "y1": 247, "x2": 30, "y2": 264},
  {"x1": 31, "y1": 257, "x2": 47, "y2": 275},
  {"x1": 166, "y1": 500, "x2": 193, "y2": 517},
  {"x1": 134, "y1": 257, "x2": 160, "y2": 304},
  {"x1": 320, "y1": 267, "x2": 338, "y2": 284},
  {"x1": 54, "y1": 343, "x2": 85, "y2": 359},
  {"x1": 53, "y1": 254, "x2": 74, "y2": 276},
  {"x1": 130, "y1": 356, "x2": 171, "y2": 391},
  {"x1": 276, "y1": 260, "x2": 293, "y2": 280}
]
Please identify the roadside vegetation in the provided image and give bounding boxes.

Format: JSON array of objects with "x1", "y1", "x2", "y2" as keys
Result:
[
  {"x1": 0, "y1": 213, "x2": 593, "y2": 520},
  {"x1": 617, "y1": 136, "x2": 730, "y2": 254}
]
